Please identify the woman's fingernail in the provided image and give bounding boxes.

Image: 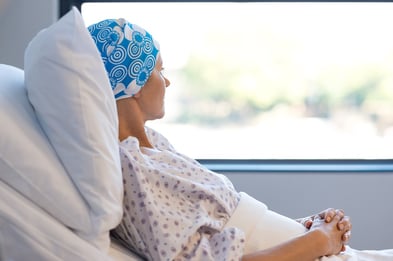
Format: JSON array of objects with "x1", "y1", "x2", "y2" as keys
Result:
[{"x1": 339, "y1": 224, "x2": 344, "y2": 230}]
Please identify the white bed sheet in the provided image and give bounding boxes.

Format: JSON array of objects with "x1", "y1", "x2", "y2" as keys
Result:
[
  {"x1": 0, "y1": 180, "x2": 142, "y2": 261},
  {"x1": 109, "y1": 241, "x2": 143, "y2": 261}
]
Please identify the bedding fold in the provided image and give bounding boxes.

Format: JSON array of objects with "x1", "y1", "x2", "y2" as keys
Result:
[{"x1": 0, "y1": 180, "x2": 110, "y2": 261}]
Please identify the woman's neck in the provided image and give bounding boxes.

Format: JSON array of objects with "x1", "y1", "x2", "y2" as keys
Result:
[{"x1": 117, "y1": 98, "x2": 154, "y2": 148}]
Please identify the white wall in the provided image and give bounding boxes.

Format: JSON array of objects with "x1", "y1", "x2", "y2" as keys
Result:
[
  {"x1": 226, "y1": 171, "x2": 393, "y2": 250},
  {"x1": 0, "y1": 0, "x2": 58, "y2": 69}
]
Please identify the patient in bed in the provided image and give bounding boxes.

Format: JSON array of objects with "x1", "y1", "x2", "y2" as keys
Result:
[{"x1": 88, "y1": 18, "x2": 392, "y2": 261}]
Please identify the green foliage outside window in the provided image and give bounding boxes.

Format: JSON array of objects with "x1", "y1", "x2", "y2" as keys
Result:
[{"x1": 174, "y1": 25, "x2": 393, "y2": 134}]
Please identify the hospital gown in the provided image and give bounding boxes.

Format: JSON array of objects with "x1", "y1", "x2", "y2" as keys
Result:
[{"x1": 112, "y1": 127, "x2": 245, "y2": 261}]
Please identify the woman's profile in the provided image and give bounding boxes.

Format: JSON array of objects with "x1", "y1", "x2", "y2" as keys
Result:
[{"x1": 88, "y1": 18, "x2": 392, "y2": 261}]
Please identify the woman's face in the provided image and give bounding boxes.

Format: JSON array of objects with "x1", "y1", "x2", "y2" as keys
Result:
[{"x1": 135, "y1": 53, "x2": 171, "y2": 121}]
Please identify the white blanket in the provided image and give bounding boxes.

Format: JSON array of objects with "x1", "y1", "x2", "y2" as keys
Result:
[
  {"x1": 0, "y1": 180, "x2": 141, "y2": 261},
  {"x1": 225, "y1": 192, "x2": 393, "y2": 260}
]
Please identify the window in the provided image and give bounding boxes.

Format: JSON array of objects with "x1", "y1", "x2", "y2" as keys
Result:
[{"x1": 81, "y1": 1, "x2": 393, "y2": 161}]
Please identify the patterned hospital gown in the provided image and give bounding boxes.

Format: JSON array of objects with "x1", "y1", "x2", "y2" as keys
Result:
[{"x1": 112, "y1": 127, "x2": 245, "y2": 261}]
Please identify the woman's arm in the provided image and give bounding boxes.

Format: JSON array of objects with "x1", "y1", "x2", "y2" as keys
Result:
[{"x1": 242, "y1": 214, "x2": 346, "y2": 261}]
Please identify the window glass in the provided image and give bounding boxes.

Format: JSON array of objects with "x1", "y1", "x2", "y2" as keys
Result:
[{"x1": 82, "y1": 2, "x2": 393, "y2": 159}]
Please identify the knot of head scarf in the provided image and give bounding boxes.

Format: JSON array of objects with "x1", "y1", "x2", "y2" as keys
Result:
[{"x1": 88, "y1": 18, "x2": 160, "y2": 100}]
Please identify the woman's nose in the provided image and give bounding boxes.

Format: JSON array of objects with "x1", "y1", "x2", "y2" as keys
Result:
[{"x1": 165, "y1": 77, "x2": 171, "y2": 87}]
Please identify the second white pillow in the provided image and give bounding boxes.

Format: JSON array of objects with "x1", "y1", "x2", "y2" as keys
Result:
[{"x1": 24, "y1": 7, "x2": 123, "y2": 250}]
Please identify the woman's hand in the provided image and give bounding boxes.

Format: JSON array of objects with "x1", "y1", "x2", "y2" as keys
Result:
[
  {"x1": 309, "y1": 214, "x2": 348, "y2": 256},
  {"x1": 297, "y1": 208, "x2": 352, "y2": 251}
]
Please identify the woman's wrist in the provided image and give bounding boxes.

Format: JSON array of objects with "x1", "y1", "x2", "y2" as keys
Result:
[{"x1": 304, "y1": 229, "x2": 330, "y2": 258}]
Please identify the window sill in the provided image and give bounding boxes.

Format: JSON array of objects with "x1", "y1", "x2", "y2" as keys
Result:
[{"x1": 198, "y1": 159, "x2": 393, "y2": 173}]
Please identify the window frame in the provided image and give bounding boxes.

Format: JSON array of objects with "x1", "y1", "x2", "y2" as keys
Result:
[{"x1": 63, "y1": 0, "x2": 393, "y2": 173}]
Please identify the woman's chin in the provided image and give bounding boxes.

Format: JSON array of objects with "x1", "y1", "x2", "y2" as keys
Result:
[{"x1": 152, "y1": 111, "x2": 165, "y2": 121}]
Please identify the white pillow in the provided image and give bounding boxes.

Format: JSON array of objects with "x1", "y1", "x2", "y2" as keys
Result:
[
  {"x1": 0, "y1": 64, "x2": 90, "y2": 232},
  {"x1": 24, "y1": 7, "x2": 123, "y2": 250}
]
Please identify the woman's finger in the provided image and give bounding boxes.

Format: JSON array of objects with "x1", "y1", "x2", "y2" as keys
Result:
[
  {"x1": 319, "y1": 208, "x2": 336, "y2": 222},
  {"x1": 342, "y1": 230, "x2": 351, "y2": 243},
  {"x1": 338, "y1": 215, "x2": 351, "y2": 231}
]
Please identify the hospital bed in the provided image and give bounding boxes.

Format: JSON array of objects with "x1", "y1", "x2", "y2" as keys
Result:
[
  {"x1": 2, "y1": 5, "x2": 393, "y2": 261},
  {"x1": 0, "y1": 7, "x2": 143, "y2": 261}
]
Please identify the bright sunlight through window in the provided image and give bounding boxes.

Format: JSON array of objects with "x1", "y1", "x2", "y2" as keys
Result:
[{"x1": 82, "y1": 2, "x2": 393, "y2": 160}]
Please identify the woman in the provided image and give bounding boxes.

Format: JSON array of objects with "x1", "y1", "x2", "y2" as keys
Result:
[{"x1": 88, "y1": 19, "x2": 391, "y2": 261}]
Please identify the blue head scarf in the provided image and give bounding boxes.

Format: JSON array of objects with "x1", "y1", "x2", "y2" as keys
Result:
[{"x1": 88, "y1": 18, "x2": 160, "y2": 100}]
